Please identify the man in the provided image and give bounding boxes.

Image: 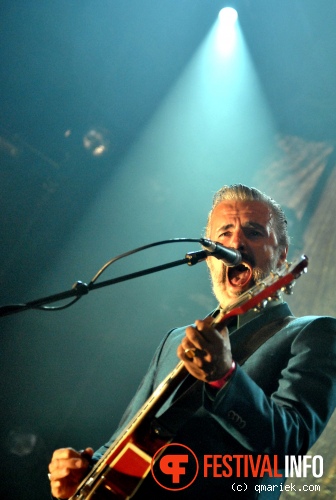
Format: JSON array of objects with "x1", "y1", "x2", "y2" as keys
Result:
[{"x1": 49, "y1": 184, "x2": 336, "y2": 499}]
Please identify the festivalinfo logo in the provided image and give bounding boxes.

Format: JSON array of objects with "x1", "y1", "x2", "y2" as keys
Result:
[{"x1": 151, "y1": 443, "x2": 323, "y2": 492}]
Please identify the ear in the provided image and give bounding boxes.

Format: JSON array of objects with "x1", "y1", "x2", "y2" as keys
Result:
[{"x1": 277, "y1": 245, "x2": 288, "y2": 266}]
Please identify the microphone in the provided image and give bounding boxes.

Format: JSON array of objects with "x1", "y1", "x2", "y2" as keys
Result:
[{"x1": 200, "y1": 238, "x2": 242, "y2": 267}]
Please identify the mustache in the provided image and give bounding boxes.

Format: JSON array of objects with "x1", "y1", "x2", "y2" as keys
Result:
[{"x1": 239, "y1": 252, "x2": 255, "y2": 268}]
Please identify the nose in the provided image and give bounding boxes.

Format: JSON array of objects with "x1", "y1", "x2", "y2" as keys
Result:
[{"x1": 229, "y1": 228, "x2": 246, "y2": 251}]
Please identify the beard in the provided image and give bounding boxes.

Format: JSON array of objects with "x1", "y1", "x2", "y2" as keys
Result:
[{"x1": 209, "y1": 255, "x2": 280, "y2": 308}]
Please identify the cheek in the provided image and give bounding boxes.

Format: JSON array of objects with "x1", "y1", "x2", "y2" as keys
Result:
[
  {"x1": 261, "y1": 245, "x2": 284, "y2": 268},
  {"x1": 208, "y1": 257, "x2": 225, "y2": 283},
  {"x1": 207, "y1": 257, "x2": 224, "y2": 278},
  {"x1": 258, "y1": 243, "x2": 277, "y2": 257},
  {"x1": 253, "y1": 245, "x2": 279, "y2": 269}
]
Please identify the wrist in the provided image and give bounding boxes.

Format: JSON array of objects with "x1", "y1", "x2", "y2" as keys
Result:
[{"x1": 208, "y1": 360, "x2": 236, "y2": 389}]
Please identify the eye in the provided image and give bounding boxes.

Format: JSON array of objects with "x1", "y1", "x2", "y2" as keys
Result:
[
  {"x1": 246, "y1": 228, "x2": 264, "y2": 238},
  {"x1": 218, "y1": 231, "x2": 232, "y2": 238}
]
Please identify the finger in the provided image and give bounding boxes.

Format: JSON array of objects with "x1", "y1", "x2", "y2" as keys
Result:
[
  {"x1": 81, "y1": 447, "x2": 94, "y2": 459},
  {"x1": 184, "y1": 347, "x2": 207, "y2": 360},
  {"x1": 50, "y1": 447, "x2": 93, "y2": 466},
  {"x1": 49, "y1": 451, "x2": 91, "y2": 475},
  {"x1": 184, "y1": 325, "x2": 208, "y2": 350},
  {"x1": 194, "y1": 319, "x2": 219, "y2": 339},
  {"x1": 49, "y1": 464, "x2": 89, "y2": 498},
  {"x1": 184, "y1": 324, "x2": 231, "y2": 366},
  {"x1": 195, "y1": 319, "x2": 230, "y2": 348},
  {"x1": 50, "y1": 476, "x2": 81, "y2": 500},
  {"x1": 49, "y1": 458, "x2": 84, "y2": 476},
  {"x1": 184, "y1": 347, "x2": 198, "y2": 359},
  {"x1": 177, "y1": 345, "x2": 207, "y2": 367},
  {"x1": 51, "y1": 447, "x2": 81, "y2": 461},
  {"x1": 187, "y1": 320, "x2": 222, "y2": 346},
  {"x1": 180, "y1": 335, "x2": 205, "y2": 355},
  {"x1": 180, "y1": 335, "x2": 195, "y2": 351}
]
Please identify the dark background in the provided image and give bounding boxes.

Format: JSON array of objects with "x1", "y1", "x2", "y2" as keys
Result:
[{"x1": 0, "y1": 1, "x2": 335, "y2": 498}]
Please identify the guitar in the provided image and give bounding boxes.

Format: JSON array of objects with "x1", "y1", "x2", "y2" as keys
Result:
[{"x1": 70, "y1": 255, "x2": 308, "y2": 499}]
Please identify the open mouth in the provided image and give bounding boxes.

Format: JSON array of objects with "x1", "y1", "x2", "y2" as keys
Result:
[{"x1": 228, "y1": 262, "x2": 253, "y2": 288}]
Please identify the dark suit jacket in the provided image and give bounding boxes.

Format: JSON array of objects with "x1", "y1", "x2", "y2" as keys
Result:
[{"x1": 94, "y1": 303, "x2": 336, "y2": 499}]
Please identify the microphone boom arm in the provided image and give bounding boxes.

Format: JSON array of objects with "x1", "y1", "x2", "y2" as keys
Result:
[{"x1": 0, "y1": 249, "x2": 209, "y2": 318}]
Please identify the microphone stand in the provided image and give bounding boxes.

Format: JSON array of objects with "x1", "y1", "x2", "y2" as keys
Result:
[{"x1": 0, "y1": 250, "x2": 208, "y2": 318}]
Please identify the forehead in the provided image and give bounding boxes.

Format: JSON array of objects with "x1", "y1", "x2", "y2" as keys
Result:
[{"x1": 210, "y1": 200, "x2": 273, "y2": 226}]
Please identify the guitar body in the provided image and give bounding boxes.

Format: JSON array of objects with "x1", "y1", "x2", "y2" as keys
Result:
[
  {"x1": 80, "y1": 431, "x2": 167, "y2": 499},
  {"x1": 70, "y1": 256, "x2": 308, "y2": 500},
  {"x1": 70, "y1": 361, "x2": 188, "y2": 499}
]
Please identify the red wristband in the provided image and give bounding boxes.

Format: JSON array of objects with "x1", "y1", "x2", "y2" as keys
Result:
[{"x1": 208, "y1": 361, "x2": 236, "y2": 389}]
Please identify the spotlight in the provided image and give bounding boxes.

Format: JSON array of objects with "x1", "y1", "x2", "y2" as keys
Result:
[
  {"x1": 218, "y1": 7, "x2": 238, "y2": 25},
  {"x1": 6, "y1": 429, "x2": 37, "y2": 457},
  {"x1": 216, "y1": 7, "x2": 238, "y2": 56},
  {"x1": 83, "y1": 128, "x2": 110, "y2": 157}
]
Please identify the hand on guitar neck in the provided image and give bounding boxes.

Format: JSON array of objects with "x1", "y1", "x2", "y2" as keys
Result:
[
  {"x1": 177, "y1": 316, "x2": 233, "y2": 384},
  {"x1": 48, "y1": 447, "x2": 94, "y2": 499}
]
